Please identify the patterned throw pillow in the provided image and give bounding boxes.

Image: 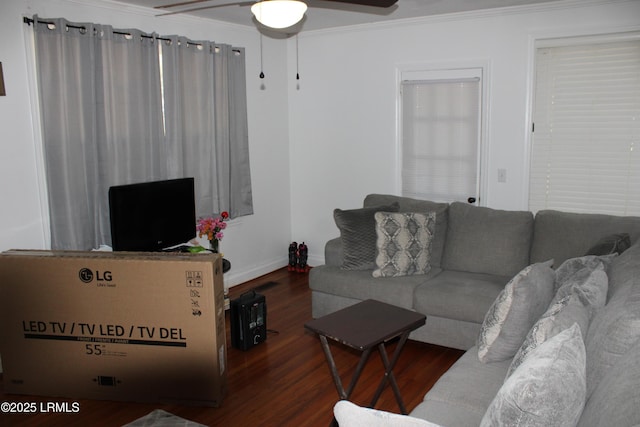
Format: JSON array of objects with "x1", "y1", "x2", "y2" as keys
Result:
[
  {"x1": 554, "y1": 255, "x2": 615, "y2": 293},
  {"x1": 372, "y1": 212, "x2": 436, "y2": 278},
  {"x1": 553, "y1": 266, "x2": 609, "y2": 309},
  {"x1": 507, "y1": 293, "x2": 590, "y2": 377},
  {"x1": 507, "y1": 260, "x2": 610, "y2": 378},
  {"x1": 480, "y1": 324, "x2": 587, "y2": 427},
  {"x1": 477, "y1": 260, "x2": 555, "y2": 363}
]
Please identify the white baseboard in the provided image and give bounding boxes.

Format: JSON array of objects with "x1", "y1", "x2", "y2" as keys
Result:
[
  {"x1": 307, "y1": 253, "x2": 324, "y2": 267},
  {"x1": 224, "y1": 256, "x2": 288, "y2": 289},
  {"x1": 223, "y1": 253, "x2": 324, "y2": 290}
]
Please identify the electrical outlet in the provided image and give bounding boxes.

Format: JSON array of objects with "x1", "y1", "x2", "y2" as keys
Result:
[{"x1": 498, "y1": 169, "x2": 507, "y2": 183}]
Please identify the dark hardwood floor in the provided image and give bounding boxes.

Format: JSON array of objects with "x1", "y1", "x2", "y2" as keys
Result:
[{"x1": 0, "y1": 267, "x2": 464, "y2": 426}]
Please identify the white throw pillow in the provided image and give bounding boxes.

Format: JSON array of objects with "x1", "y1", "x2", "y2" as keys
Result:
[{"x1": 334, "y1": 400, "x2": 443, "y2": 427}]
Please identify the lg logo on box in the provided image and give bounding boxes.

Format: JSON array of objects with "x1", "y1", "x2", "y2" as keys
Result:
[{"x1": 79, "y1": 268, "x2": 112, "y2": 283}]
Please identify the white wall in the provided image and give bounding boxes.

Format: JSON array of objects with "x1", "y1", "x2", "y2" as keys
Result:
[
  {"x1": 288, "y1": 0, "x2": 640, "y2": 265},
  {"x1": 2, "y1": 0, "x2": 640, "y2": 277},
  {"x1": 0, "y1": 0, "x2": 292, "y2": 287}
]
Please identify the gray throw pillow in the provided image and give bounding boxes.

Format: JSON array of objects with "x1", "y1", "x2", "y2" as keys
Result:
[
  {"x1": 477, "y1": 260, "x2": 555, "y2": 363},
  {"x1": 480, "y1": 324, "x2": 587, "y2": 427},
  {"x1": 333, "y1": 203, "x2": 399, "y2": 270},
  {"x1": 585, "y1": 233, "x2": 631, "y2": 256},
  {"x1": 373, "y1": 211, "x2": 436, "y2": 278},
  {"x1": 507, "y1": 293, "x2": 590, "y2": 377}
]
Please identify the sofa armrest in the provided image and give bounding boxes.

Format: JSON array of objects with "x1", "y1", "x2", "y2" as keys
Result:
[{"x1": 325, "y1": 237, "x2": 343, "y2": 267}]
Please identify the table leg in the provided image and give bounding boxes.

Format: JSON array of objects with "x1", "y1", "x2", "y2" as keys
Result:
[
  {"x1": 319, "y1": 334, "x2": 374, "y2": 427},
  {"x1": 319, "y1": 334, "x2": 373, "y2": 399},
  {"x1": 369, "y1": 330, "x2": 411, "y2": 414}
]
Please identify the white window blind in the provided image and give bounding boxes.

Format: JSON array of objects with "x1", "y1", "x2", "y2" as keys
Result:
[
  {"x1": 529, "y1": 38, "x2": 640, "y2": 215},
  {"x1": 401, "y1": 78, "x2": 481, "y2": 203}
]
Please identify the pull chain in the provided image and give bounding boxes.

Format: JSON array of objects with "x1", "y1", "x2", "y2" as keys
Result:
[
  {"x1": 259, "y1": 33, "x2": 265, "y2": 79},
  {"x1": 295, "y1": 34, "x2": 300, "y2": 80}
]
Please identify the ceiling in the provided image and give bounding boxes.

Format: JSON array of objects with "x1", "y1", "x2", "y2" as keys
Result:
[{"x1": 111, "y1": 0, "x2": 568, "y2": 32}]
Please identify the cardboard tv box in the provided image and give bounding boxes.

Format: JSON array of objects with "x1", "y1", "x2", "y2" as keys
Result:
[{"x1": 0, "y1": 250, "x2": 227, "y2": 407}]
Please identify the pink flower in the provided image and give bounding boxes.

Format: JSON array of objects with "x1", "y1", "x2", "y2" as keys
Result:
[{"x1": 197, "y1": 212, "x2": 230, "y2": 245}]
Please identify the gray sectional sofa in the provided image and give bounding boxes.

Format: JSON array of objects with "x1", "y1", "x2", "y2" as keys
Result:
[
  {"x1": 310, "y1": 194, "x2": 640, "y2": 350},
  {"x1": 309, "y1": 194, "x2": 640, "y2": 426}
]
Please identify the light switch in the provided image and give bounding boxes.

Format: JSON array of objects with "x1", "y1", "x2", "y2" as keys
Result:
[{"x1": 498, "y1": 169, "x2": 507, "y2": 183}]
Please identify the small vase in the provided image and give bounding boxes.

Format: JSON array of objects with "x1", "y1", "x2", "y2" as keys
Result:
[{"x1": 209, "y1": 239, "x2": 219, "y2": 253}]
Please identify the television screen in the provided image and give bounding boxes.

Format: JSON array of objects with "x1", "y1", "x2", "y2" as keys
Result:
[{"x1": 109, "y1": 178, "x2": 196, "y2": 252}]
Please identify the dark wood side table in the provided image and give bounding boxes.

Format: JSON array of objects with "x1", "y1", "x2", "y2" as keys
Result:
[{"x1": 304, "y1": 299, "x2": 426, "y2": 423}]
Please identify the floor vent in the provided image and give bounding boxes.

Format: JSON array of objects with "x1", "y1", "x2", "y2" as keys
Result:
[{"x1": 253, "y1": 281, "x2": 279, "y2": 292}]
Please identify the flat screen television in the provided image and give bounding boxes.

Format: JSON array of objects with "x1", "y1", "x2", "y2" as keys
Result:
[{"x1": 109, "y1": 177, "x2": 196, "y2": 252}]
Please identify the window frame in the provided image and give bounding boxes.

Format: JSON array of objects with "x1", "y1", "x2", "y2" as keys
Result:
[
  {"x1": 396, "y1": 62, "x2": 490, "y2": 205},
  {"x1": 526, "y1": 31, "x2": 640, "y2": 215}
]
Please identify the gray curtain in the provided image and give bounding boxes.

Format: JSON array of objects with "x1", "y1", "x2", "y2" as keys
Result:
[
  {"x1": 214, "y1": 44, "x2": 253, "y2": 219},
  {"x1": 32, "y1": 17, "x2": 252, "y2": 250},
  {"x1": 162, "y1": 38, "x2": 253, "y2": 219}
]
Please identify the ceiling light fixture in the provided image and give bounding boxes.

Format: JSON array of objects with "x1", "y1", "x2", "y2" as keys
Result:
[{"x1": 251, "y1": 0, "x2": 308, "y2": 29}]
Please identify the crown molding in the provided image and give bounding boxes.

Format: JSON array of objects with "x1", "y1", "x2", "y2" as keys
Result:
[
  {"x1": 33, "y1": 0, "x2": 256, "y2": 34},
  {"x1": 300, "y1": 0, "x2": 633, "y2": 37}
]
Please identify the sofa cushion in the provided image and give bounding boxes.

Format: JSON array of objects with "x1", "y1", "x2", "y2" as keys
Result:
[
  {"x1": 585, "y1": 232, "x2": 631, "y2": 256},
  {"x1": 480, "y1": 324, "x2": 587, "y2": 427},
  {"x1": 373, "y1": 211, "x2": 436, "y2": 278},
  {"x1": 364, "y1": 194, "x2": 449, "y2": 268},
  {"x1": 333, "y1": 203, "x2": 399, "y2": 270},
  {"x1": 413, "y1": 270, "x2": 510, "y2": 324},
  {"x1": 530, "y1": 209, "x2": 640, "y2": 267},
  {"x1": 507, "y1": 293, "x2": 590, "y2": 377},
  {"x1": 334, "y1": 401, "x2": 443, "y2": 427},
  {"x1": 577, "y1": 340, "x2": 640, "y2": 427},
  {"x1": 410, "y1": 345, "x2": 511, "y2": 427},
  {"x1": 477, "y1": 260, "x2": 555, "y2": 363},
  {"x1": 309, "y1": 265, "x2": 439, "y2": 311},
  {"x1": 584, "y1": 278, "x2": 640, "y2": 398},
  {"x1": 441, "y1": 202, "x2": 534, "y2": 277}
]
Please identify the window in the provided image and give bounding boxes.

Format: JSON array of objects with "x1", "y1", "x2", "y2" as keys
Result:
[
  {"x1": 400, "y1": 68, "x2": 483, "y2": 203},
  {"x1": 529, "y1": 35, "x2": 640, "y2": 215},
  {"x1": 28, "y1": 17, "x2": 253, "y2": 250}
]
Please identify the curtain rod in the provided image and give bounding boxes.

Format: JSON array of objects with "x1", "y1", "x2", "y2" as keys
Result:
[
  {"x1": 23, "y1": 17, "x2": 242, "y2": 53},
  {"x1": 23, "y1": 17, "x2": 174, "y2": 43}
]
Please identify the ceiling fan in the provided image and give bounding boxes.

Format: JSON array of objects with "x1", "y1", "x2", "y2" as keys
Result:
[{"x1": 155, "y1": 0, "x2": 399, "y2": 29}]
